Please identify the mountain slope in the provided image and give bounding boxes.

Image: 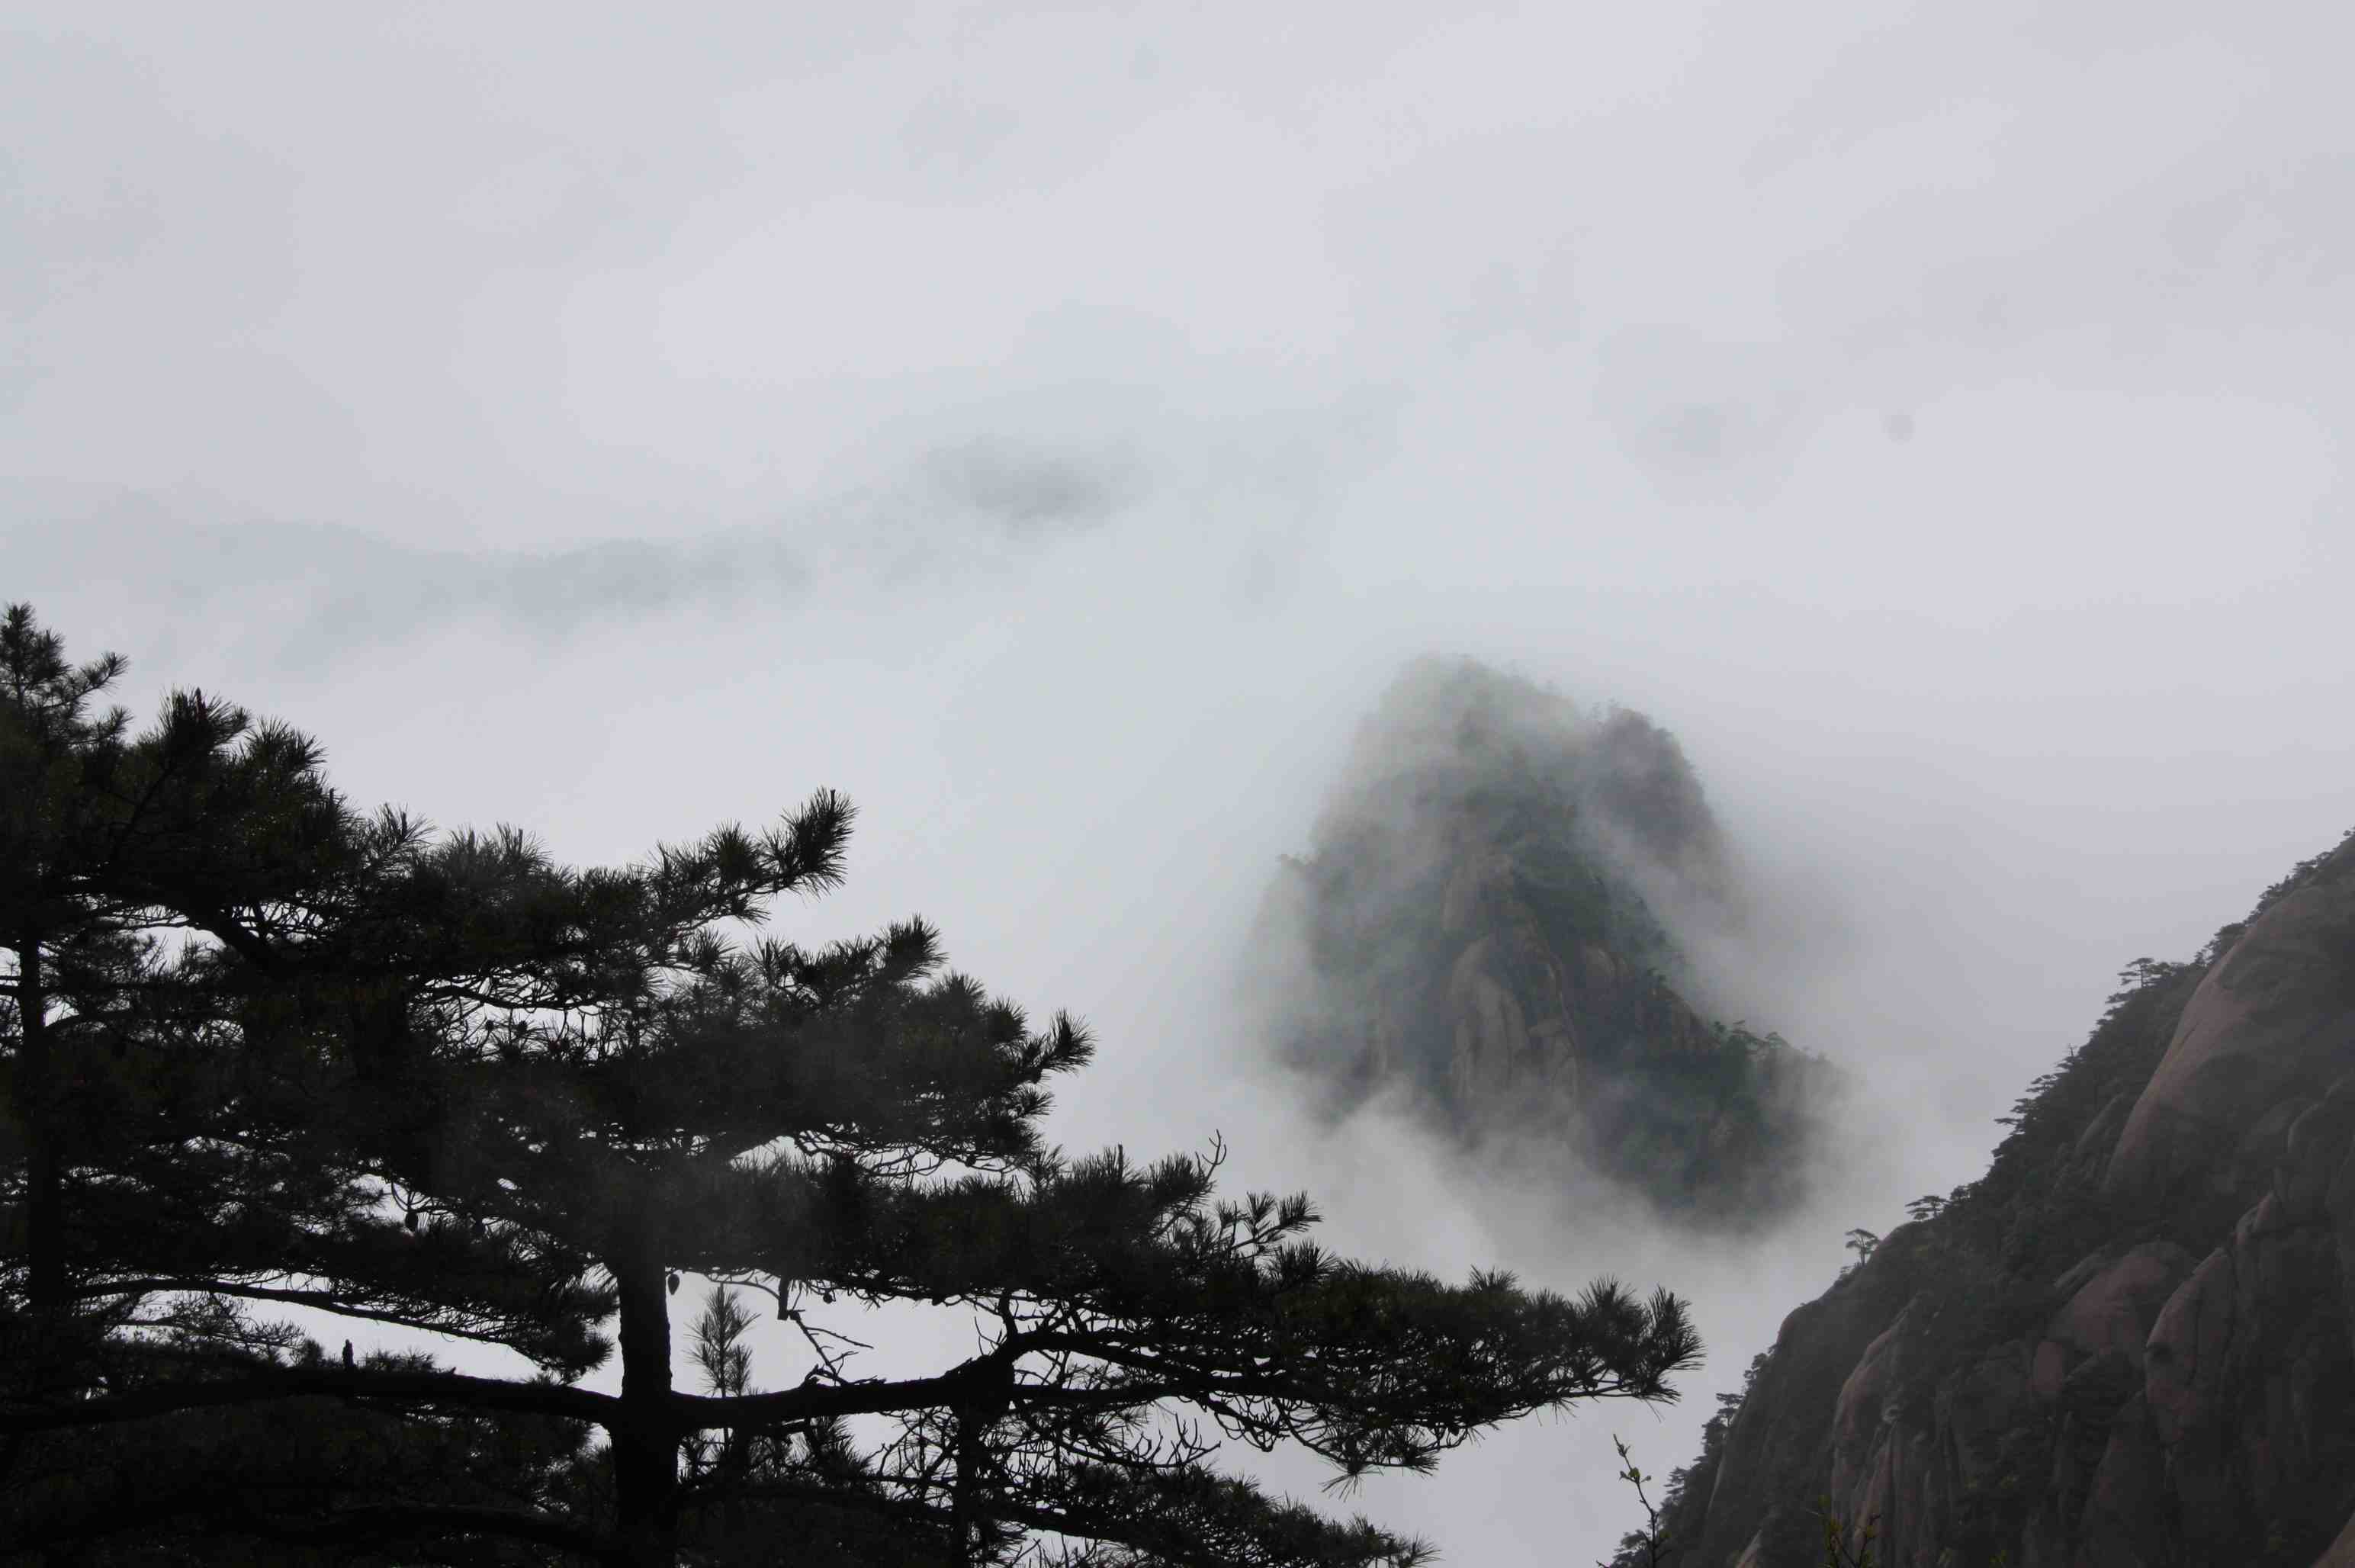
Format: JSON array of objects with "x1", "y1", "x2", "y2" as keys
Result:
[{"x1": 1623, "y1": 827, "x2": 2355, "y2": 1567}]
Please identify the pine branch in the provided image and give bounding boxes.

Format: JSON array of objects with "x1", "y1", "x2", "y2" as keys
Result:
[{"x1": 0, "y1": 1361, "x2": 614, "y2": 1435}]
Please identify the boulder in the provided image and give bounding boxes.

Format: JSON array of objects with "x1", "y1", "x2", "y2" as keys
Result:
[
  {"x1": 2105, "y1": 843, "x2": 2355, "y2": 1203},
  {"x1": 2145, "y1": 1246, "x2": 2236, "y2": 1448},
  {"x1": 2039, "y1": 1241, "x2": 2195, "y2": 1390},
  {"x1": 2280, "y1": 1081, "x2": 2355, "y2": 1220}
]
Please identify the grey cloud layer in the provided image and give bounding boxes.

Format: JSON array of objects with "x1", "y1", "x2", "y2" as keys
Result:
[{"x1": 11, "y1": 4, "x2": 2349, "y2": 554}]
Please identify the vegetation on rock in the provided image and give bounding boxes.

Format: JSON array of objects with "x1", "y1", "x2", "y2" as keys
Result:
[{"x1": 1250, "y1": 658, "x2": 1841, "y2": 1225}]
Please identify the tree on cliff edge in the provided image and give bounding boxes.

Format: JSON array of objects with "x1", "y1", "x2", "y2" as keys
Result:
[{"x1": 2, "y1": 605, "x2": 1702, "y2": 1566}]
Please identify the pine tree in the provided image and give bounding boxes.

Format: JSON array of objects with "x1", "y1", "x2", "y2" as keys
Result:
[
  {"x1": 0, "y1": 602, "x2": 398, "y2": 1354},
  {"x1": 2, "y1": 607, "x2": 1704, "y2": 1566},
  {"x1": 2, "y1": 603, "x2": 618, "y2": 1560},
  {"x1": 2, "y1": 604, "x2": 609, "y2": 1367},
  {"x1": 3, "y1": 602, "x2": 137, "y2": 1325}
]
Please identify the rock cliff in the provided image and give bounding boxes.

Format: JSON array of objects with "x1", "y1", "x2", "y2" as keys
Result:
[
  {"x1": 1247, "y1": 657, "x2": 1842, "y2": 1224},
  {"x1": 1621, "y1": 827, "x2": 2355, "y2": 1566}
]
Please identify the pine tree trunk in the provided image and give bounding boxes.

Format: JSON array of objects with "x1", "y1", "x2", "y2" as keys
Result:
[
  {"x1": 16, "y1": 933, "x2": 64, "y2": 1314},
  {"x1": 955, "y1": 1406, "x2": 984, "y2": 1568},
  {"x1": 612, "y1": 1249, "x2": 680, "y2": 1567}
]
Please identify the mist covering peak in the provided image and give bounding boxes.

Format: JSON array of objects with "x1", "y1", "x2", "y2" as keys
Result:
[{"x1": 1245, "y1": 656, "x2": 1844, "y2": 1226}]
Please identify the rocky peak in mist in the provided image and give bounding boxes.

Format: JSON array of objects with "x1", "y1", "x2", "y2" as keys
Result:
[
  {"x1": 1247, "y1": 657, "x2": 1842, "y2": 1226},
  {"x1": 1619, "y1": 827, "x2": 2355, "y2": 1568}
]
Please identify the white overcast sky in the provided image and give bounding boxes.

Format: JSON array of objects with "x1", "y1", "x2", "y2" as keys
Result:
[{"x1": 7, "y1": 2, "x2": 2353, "y2": 1559}]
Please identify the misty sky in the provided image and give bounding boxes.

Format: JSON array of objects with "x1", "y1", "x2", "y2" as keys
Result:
[{"x1": 7, "y1": 3, "x2": 2353, "y2": 1560}]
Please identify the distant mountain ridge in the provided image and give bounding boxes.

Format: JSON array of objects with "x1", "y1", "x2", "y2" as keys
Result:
[
  {"x1": 1247, "y1": 657, "x2": 1843, "y2": 1226},
  {"x1": 1617, "y1": 826, "x2": 2355, "y2": 1567}
]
